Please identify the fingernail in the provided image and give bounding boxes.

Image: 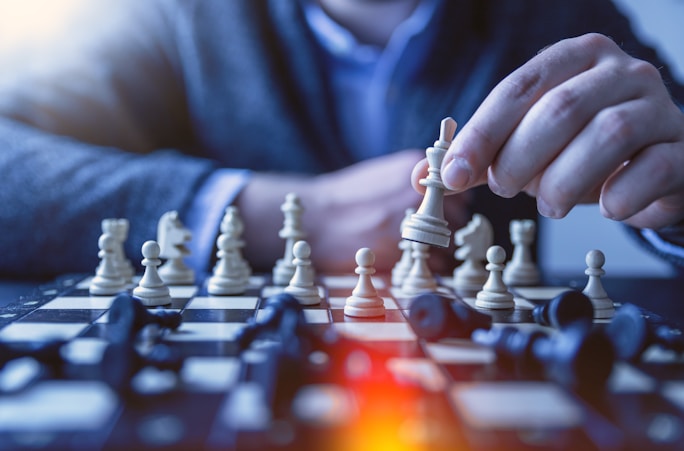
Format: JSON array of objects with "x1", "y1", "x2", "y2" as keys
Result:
[
  {"x1": 442, "y1": 157, "x2": 472, "y2": 190},
  {"x1": 537, "y1": 197, "x2": 557, "y2": 218}
]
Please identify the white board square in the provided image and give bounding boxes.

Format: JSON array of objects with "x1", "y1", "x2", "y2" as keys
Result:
[
  {"x1": 185, "y1": 296, "x2": 258, "y2": 310},
  {"x1": 332, "y1": 322, "x2": 416, "y2": 341},
  {"x1": 0, "y1": 323, "x2": 88, "y2": 342}
]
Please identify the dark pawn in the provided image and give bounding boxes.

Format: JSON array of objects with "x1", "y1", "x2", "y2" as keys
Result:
[
  {"x1": 606, "y1": 303, "x2": 684, "y2": 361},
  {"x1": 235, "y1": 293, "x2": 304, "y2": 350},
  {"x1": 108, "y1": 293, "x2": 182, "y2": 343},
  {"x1": 408, "y1": 293, "x2": 492, "y2": 341},
  {"x1": 471, "y1": 326, "x2": 548, "y2": 374},
  {"x1": 473, "y1": 323, "x2": 614, "y2": 392},
  {"x1": 101, "y1": 342, "x2": 184, "y2": 392},
  {"x1": 0, "y1": 340, "x2": 65, "y2": 374},
  {"x1": 533, "y1": 290, "x2": 595, "y2": 329}
]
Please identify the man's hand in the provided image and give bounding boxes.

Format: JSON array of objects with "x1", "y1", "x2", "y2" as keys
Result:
[
  {"x1": 238, "y1": 149, "x2": 470, "y2": 274},
  {"x1": 417, "y1": 33, "x2": 684, "y2": 230}
]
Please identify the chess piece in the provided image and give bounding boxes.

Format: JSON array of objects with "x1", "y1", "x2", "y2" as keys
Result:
[
  {"x1": 90, "y1": 233, "x2": 127, "y2": 296},
  {"x1": 391, "y1": 208, "x2": 415, "y2": 287},
  {"x1": 475, "y1": 245, "x2": 515, "y2": 310},
  {"x1": 606, "y1": 303, "x2": 684, "y2": 361},
  {"x1": 273, "y1": 193, "x2": 307, "y2": 285},
  {"x1": 102, "y1": 218, "x2": 134, "y2": 283},
  {"x1": 408, "y1": 293, "x2": 492, "y2": 342},
  {"x1": 452, "y1": 214, "x2": 493, "y2": 294},
  {"x1": 132, "y1": 240, "x2": 172, "y2": 307},
  {"x1": 401, "y1": 117, "x2": 456, "y2": 248},
  {"x1": 472, "y1": 323, "x2": 614, "y2": 393},
  {"x1": 284, "y1": 241, "x2": 321, "y2": 305},
  {"x1": 101, "y1": 341, "x2": 183, "y2": 393},
  {"x1": 400, "y1": 241, "x2": 438, "y2": 296},
  {"x1": 157, "y1": 211, "x2": 195, "y2": 285},
  {"x1": 108, "y1": 293, "x2": 183, "y2": 343},
  {"x1": 220, "y1": 206, "x2": 252, "y2": 279},
  {"x1": 235, "y1": 293, "x2": 304, "y2": 350},
  {"x1": 503, "y1": 219, "x2": 540, "y2": 286},
  {"x1": 533, "y1": 290, "x2": 594, "y2": 329},
  {"x1": 207, "y1": 233, "x2": 249, "y2": 296},
  {"x1": 0, "y1": 340, "x2": 65, "y2": 374},
  {"x1": 582, "y1": 249, "x2": 614, "y2": 319},
  {"x1": 344, "y1": 248, "x2": 386, "y2": 318}
]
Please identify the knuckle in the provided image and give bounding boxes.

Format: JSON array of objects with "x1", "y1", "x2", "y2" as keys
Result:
[
  {"x1": 500, "y1": 70, "x2": 543, "y2": 104},
  {"x1": 541, "y1": 87, "x2": 582, "y2": 122},
  {"x1": 595, "y1": 108, "x2": 637, "y2": 149},
  {"x1": 627, "y1": 59, "x2": 662, "y2": 84},
  {"x1": 576, "y1": 32, "x2": 618, "y2": 54}
]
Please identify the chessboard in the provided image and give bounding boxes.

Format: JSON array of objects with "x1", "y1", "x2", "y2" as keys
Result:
[{"x1": 1, "y1": 271, "x2": 683, "y2": 451}]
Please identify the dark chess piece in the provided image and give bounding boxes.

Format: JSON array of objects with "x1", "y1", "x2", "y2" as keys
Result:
[
  {"x1": 473, "y1": 323, "x2": 614, "y2": 393},
  {"x1": 0, "y1": 340, "x2": 65, "y2": 374},
  {"x1": 101, "y1": 341, "x2": 184, "y2": 393},
  {"x1": 108, "y1": 292, "x2": 182, "y2": 343},
  {"x1": 533, "y1": 290, "x2": 595, "y2": 329},
  {"x1": 408, "y1": 293, "x2": 492, "y2": 341},
  {"x1": 235, "y1": 293, "x2": 304, "y2": 350},
  {"x1": 606, "y1": 303, "x2": 684, "y2": 361}
]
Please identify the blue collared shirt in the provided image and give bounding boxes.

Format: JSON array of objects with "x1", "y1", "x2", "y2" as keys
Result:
[{"x1": 185, "y1": 0, "x2": 442, "y2": 272}]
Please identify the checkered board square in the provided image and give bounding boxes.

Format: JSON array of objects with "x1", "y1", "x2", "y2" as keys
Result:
[{"x1": 0, "y1": 273, "x2": 683, "y2": 451}]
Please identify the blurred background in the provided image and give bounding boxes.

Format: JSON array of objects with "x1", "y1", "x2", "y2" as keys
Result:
[
  {"x1": 539, "y1": 0, "x2": 684, "y2": 278},
  {"x1": 0, "y1": 0, "x2": 681, "y2": 278}
]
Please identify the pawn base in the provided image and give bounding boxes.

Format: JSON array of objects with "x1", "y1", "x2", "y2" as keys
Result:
[
  {"x1": 285, "y1": 285, "x2": 321, "y2": 305},
  {"x1": 344, "y1": 295, "x2": 386, "y2": 318},
  {"x1": 475, "y1": 291, "x2": 515, "y2": 310}
]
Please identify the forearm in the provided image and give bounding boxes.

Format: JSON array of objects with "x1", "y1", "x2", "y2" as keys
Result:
[{"x1": 0, "y1": 117, "x2": 215, "y2": 278}]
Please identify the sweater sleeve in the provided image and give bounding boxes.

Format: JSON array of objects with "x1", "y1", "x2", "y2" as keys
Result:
[{"x1": 0, "y1": 0, "x2": 220, "y2": 278}]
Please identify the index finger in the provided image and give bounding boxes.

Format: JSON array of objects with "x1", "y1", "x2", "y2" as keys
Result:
[{"x1": 441, "y1": 33, "x2": 620, "y2": 192}]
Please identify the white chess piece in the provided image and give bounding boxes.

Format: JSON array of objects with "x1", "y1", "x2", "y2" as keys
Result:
[
  {"x1": 475, "y1": 245, "x2": 515, "y2": 310},
  {"x1": 273, "y1": 193, "x2": 307, "y2": 285},
  {"x1": 344, "y1": 248, "x2": 386, "y2": 318},
  {"x1": 285, "y1": 241, "x2": 321, "y2": 305},
  {"x1": 90, "y1": 233, "x2": 127, "y2": 295},
  {"x1": 207, "y1": 233, "x2": 249, "y2": 296},
  {"x1": 391, "y1": 208, "x2": 415, "y2": 287},
  {"x1": 101, "y1": 218, "x2": 134, "y2": 282},
  {"x1": 452, "y1": 214, "x2": 493, "y2": 294},
  {"x1": 401, "y1": 118, "x2": 456, "y2": 248},
  {"x1": 400, "y1": 241, "x2": 438, "y2": 296},
  {"x1": 157, "y1": 211, "x2": 195, "y2": 285},
  {"x1": 582, "y1": 249, "x2": 614, "y2": 319},
  {"x1": 133, "y1": 240, "x2": 172, "y2": 306},
  {"x1": 219, "y1": 206, "x2": 252, "y2": 280},
  {"x1": 503, "y1": 219, "x2": 540, "y2": 286}
]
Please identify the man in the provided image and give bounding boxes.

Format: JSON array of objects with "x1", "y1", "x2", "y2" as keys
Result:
[{"x1": 0, "y1": 0, "x2": 682, "y2": 278}]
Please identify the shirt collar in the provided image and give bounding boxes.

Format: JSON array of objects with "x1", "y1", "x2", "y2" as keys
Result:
[{"x1": 302, "y1": 0, "x2": 441, "y2": 64}]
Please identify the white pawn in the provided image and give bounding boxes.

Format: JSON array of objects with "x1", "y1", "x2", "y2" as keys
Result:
[
  {"x1": 207, "y1": 234, "x2": 249, "y2": 295},
  {"x1": 133, "y1": 240, "x2": 172, "y2": 307},
  {"x1": 582, "y1": 249, "x2": 614, "y2": 319},
  {"x1": 391, "y1": 208, "x2": 415, "y2": 287},
  {"x1": 503, "y1": 219, "x2": 540, "y2": 286},
  {"x1": 90, "y1": 233, "x2": 127, "y2": 295},
  {"x1": 400, "y1": 241, "x2": 438, "y2": 297},
  {"x1": 476, "y1": 245, "x2": 515, "y2": 310},
  {"x1": 344, "y1": 248, "x2": 386, "y2": 318},
  {"x1": 284, "y1": 241, "x2": 321, "y2": 305},
  {"x1": 273, "y1": 193, "x2": 307, "y2": 285}
]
